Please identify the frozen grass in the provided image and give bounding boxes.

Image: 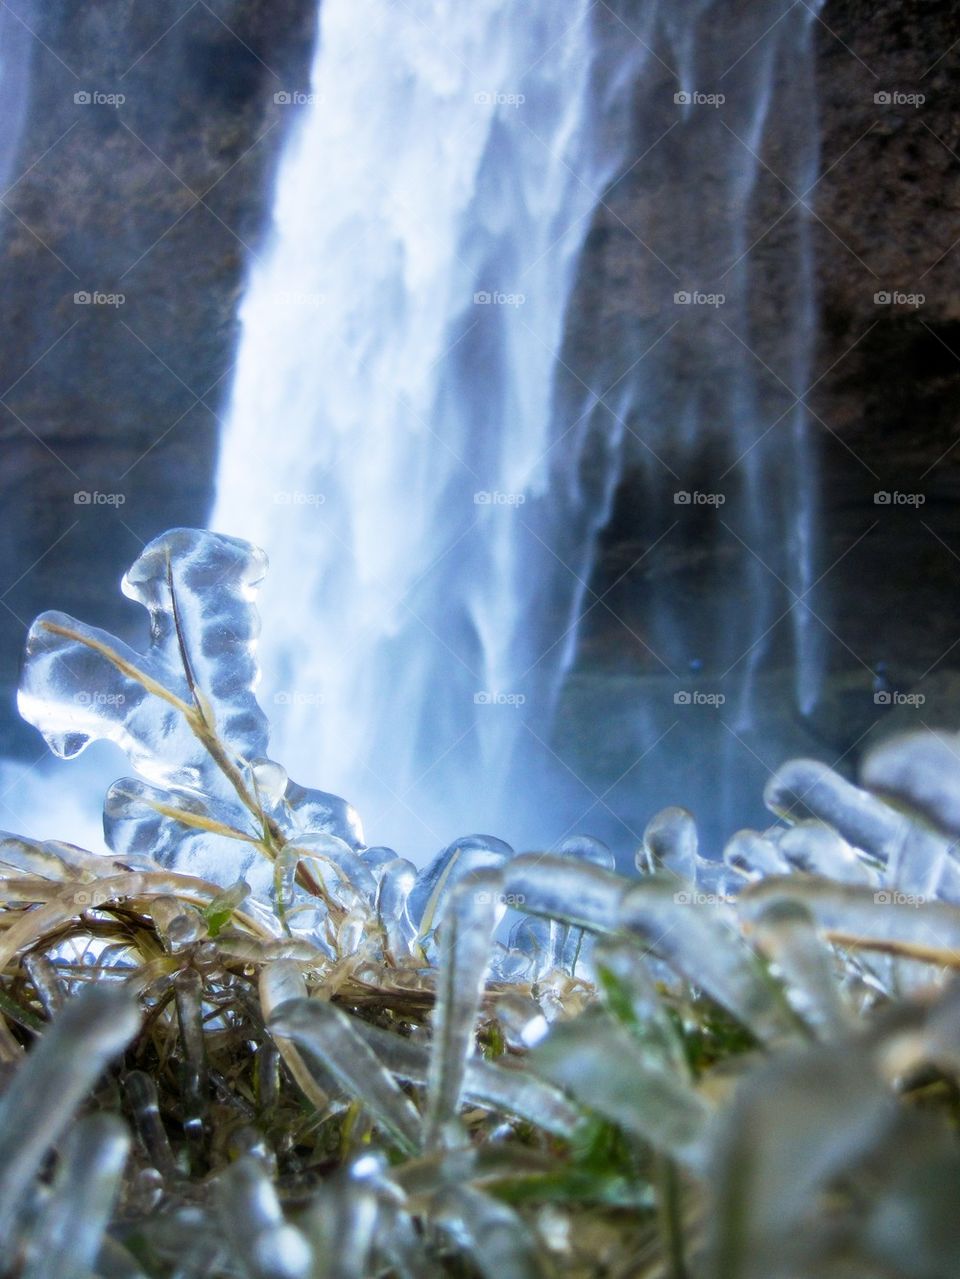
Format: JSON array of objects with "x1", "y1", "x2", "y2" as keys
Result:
[{"x1": 1, "y1": 529, "x2": 959, "y2": 1278}]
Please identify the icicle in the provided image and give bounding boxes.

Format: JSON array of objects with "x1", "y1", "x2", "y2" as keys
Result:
[
  {"x1": 723, "y1": 829, "x2": 791, "y2": 881},
  {"x1": 533, "y1": 1010, "x2": 714, "y2": 1172},
  {"x1": 749, "y1": 899, "x2": 852, "y2": 1039},
  {"x1": 217, "y1": 1156, "x2": 311, "y2": 1279},
  {"x1": 618, "y1": 875, "x2": 802, "y2": 1044},
  {"x1": 425, "y1": 869, "x2": 501, "y2": 1146},
  {"x1": 408, "y1": 835, "x2": 513, "y2": 943},
  {"x1": 739, "y1": 877, "x2": 960, "y2": 969},
  {"x1": 433, "y1": 1184, "x2": 546, "y2": 1279},
  {"x1": 123, "y1": 1070, "x2": 179, "y2": 1185},
  {"x1": 174, "y1": 969, "x2": 208, "y2": 1160},
  {"x1": 353, "y1": 1021, "x2": 580, "y2": 1137},
  {"x1": 375, "y1": 858, "x2": 419, "y2": 962},
  {"x1": 269, "y1": 999, "x2": 422, "y2": 1154},
  {"x1": 546, "y1": 838, "x2": 616, "y2": 975},
  {"x1": 260, "y1": 962, "x2": 334, "y2": 1111},
  {"x1": 0, "y1": 984, "x2": 139, "y2": 1238},
  {"x1": 22, "y1": 1114, "x2": 129, "y2": 1279},
  {"x1": 765, "y1": 759, "x2": 904, "y2": 863},
  {"x1": 503, "y1": 854, "x2": 624, "y2": 934},
  {"x1": 863, "y1": 730, "x2": 960, "y2": 838},
  {"x1": 21, "y1": 952, "x2": 64, "y2": 1018},
  {"x1": 593, "y1": 941, "x2": 690, "y2": 1077},
  {"x1": 775, "y1": 821, "x2": 877, "y2": 884}
]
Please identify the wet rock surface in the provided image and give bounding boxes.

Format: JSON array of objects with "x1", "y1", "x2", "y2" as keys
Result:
[{"x1": 566, "y1": 0, "x2": 960, "y2": 803}]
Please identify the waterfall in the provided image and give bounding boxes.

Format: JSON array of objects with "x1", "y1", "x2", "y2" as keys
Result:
[
  {"x1": 0, "y1": 2, "x2": 34, "y2": 193},
  {"x1": 212, "y1": 0, "x2": 640, "y2": 855},
  {"x1": 606, "y1": 0, "x2": 825, "y2": 839},
  {"x1": 212, "y1": 0, "x2": 825, "y2": 859}
]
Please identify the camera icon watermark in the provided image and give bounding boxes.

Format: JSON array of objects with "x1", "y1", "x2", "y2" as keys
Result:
[
  {"x1": 674, "y1": 490, "x2": 726, "y2": 506},
  {"x1": 674, "y1": 690, "x2": 725, "y2": 706},
  {"x1": 274, "y1": 690, "x2": 324, "y2": 707},
  {"x1": 274, "y1": 90, "x2": 325, "y2": 105},
  {"x1": 475, "y1": 890, "x2": 526, "y2": 906},
  {"x1": 874, "y1": 90, "x2": 924, "y2": 107},
  {"x1": 474, "y1": 90, "x2": 525, "y2": 108},
  {"x1": 473, "y1": 290, "x2": 525, "y2": 307},
  {"x1": 873, "y1": 889, "x2": 927, "y2": 907},
  {"x1": 474, "y1": 490, "x2": 526, "y2": 506},
  {"x1": 674, "y1": 290, "x2": 725, "y2": 307},
  {"x1": 873, "y1": 491, "x2": 925, "y2": 507},
  {"x1": 74, "y1": 690, "x2": 125, "y2": 708},
  {"x1": 74, "y1": 290, "x2": 125, "y2": 307},
  {"x1": 474, "y1": 691, "x2": 526, "y2": 707},
  {"x1": 74, "y1": 89, "x2": 125, "y2": 107},
  {"x1": 673, "y1": 889, "x2": 736, "y2": 905},
  {"x1": 873, "y1": 690, "x2": 925, "y2": 707},
  {"x1": 272, "y1": 289, "x2": 327, "y2": 310},
  {"x1": 274, "y1": 491, "x2": 325, "y2": 506},
  {"x1": 71, "y1": 885, "x2": 117, "y2": 909},
  {"x1": 674, "y1": 90, "x2": 725, "y2": 108},
  {"x1": 74, "y1": 491, "x2": 126, "y2": 506},
  {"x1": 873, "y1": 290, "x2": 924, "y2": 308}
]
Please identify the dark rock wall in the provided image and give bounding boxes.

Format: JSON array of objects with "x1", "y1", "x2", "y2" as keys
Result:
[
  {"x1": 0, "y1": 0, "x2": 318, "y2": 752},
  {"x1": 573, "y1": 0, "x2": 960, "y2": 777}
]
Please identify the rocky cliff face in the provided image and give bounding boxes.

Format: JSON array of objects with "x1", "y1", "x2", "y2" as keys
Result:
[
  {"x1": 560, "y1": 0, "x2": 960, "y2": 829},
  {"x1": 2, "y1": 0, "x2": 957, "y2": 804},
  {"x1": 0, "y1": 0, "x2": 318, "y2": 752}
]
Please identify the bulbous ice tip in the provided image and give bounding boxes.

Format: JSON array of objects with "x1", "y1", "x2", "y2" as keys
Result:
[
  {"x1": 640, "y1": 806, "x2": 698, "y2": 877},
  {"x1": 555, "y1": 834, "x2": 614, "y2": 871},
  {"x1": 121, "y1": 528, "x2": 268, "y2": 612},
  {"x1": 863, "y1": 729, "x2": 960, "y2": 836}
]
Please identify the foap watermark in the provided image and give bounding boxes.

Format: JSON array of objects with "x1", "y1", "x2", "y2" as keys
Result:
[
  {"x1": 274, "y1": 690, "x2": 324, "y2": 707},
  {"x1": 473, "y1": 290, "x2": 525, "y2": 307},
  {"x1": 74, "y1": 490, "x2": 126, "y2": 506},
  {"x1": 70, "y1": 885, "x2": 118, "y2": 909},
  {"x1": 674, "y1": 690, "x2": 726, "y2": 706},
  {"x1": 74, "y1": 291, "x2": 125, "y2": 307},
  {"x1": 674, "y1": 90, "x2": 725, "y2": 108},
  {"x1": 874, "y1": 290, "x2": 924, "y2": 308},
  {"x1": 874, "y1": 90, "x2": 925, "y2": 108},
  {"x1": 674, "y1": 490, "x2": 725, "y2": 506},
  {"x1": 674, "y1": 889, "x2": 737, "y2": 906},
  {"x1": 874, "y1": 890, "x2": 928, "y2": 907},
  {"x1": 474, "y1": 90, "x2": 525, "y2": 108},
  {"x1": 74, "y1": 89, "x2": 125, "y2": 107},
  {"x1": 874, "y1": 490, "x2": 925, "y2": 507},
  {"x1": 274, "y1": 490, "x2": 325, "y2": 506},
  {"x1": 74, "y1": 691, "x2": 125, "y2": 708},
  {"x1": 674, "y1": 290, "x2": 725, "y2": 308},
  {"x1": 475, "y1": 490, "x2": 525, "y2": 506},
  {"x1": 474, "y1": 691, "x2": 526, "y2": 707},
  {"x1": 270, "y1": 289, "x2": 327, "y2": 310},
  {"x1": 274, "y1": 90, "x2": 325, "y2": 106},
  {"x1": 874, "y1": 691, "x2": 925, "y2": 707},
  {"x1": 475, "y1": 890, "x2": 526, "y2": 907}
]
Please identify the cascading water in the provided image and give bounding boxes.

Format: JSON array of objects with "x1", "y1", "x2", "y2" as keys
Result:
[
  {"x1": 213, "y1": 0, "x2": 640, "y2": 855},
  {"x1": 595, "y1": 0, "x2": 826, "y2": 842},
  {"x1": 213, "y1": 0, "x2": 826, "y2": 859},
  {"x1": 0, "y1": 2, "x2": 33, "y2": 191}
]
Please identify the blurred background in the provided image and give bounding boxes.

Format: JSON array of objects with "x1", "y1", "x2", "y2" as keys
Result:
[{"x1": 1, "y1": 0, "x2": 958, "y2": 866}]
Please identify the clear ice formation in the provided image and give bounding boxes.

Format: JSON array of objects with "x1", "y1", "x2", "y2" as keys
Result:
[
  {"x1": 11, "y1": 527, "x2": 960, "y2": 1277},
  {"x1": 19, "y1": 530, "x2": 362, "y2": 895},
  {"x1": 15, "y1": 526, "x2": 960, "y2": 994}
]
